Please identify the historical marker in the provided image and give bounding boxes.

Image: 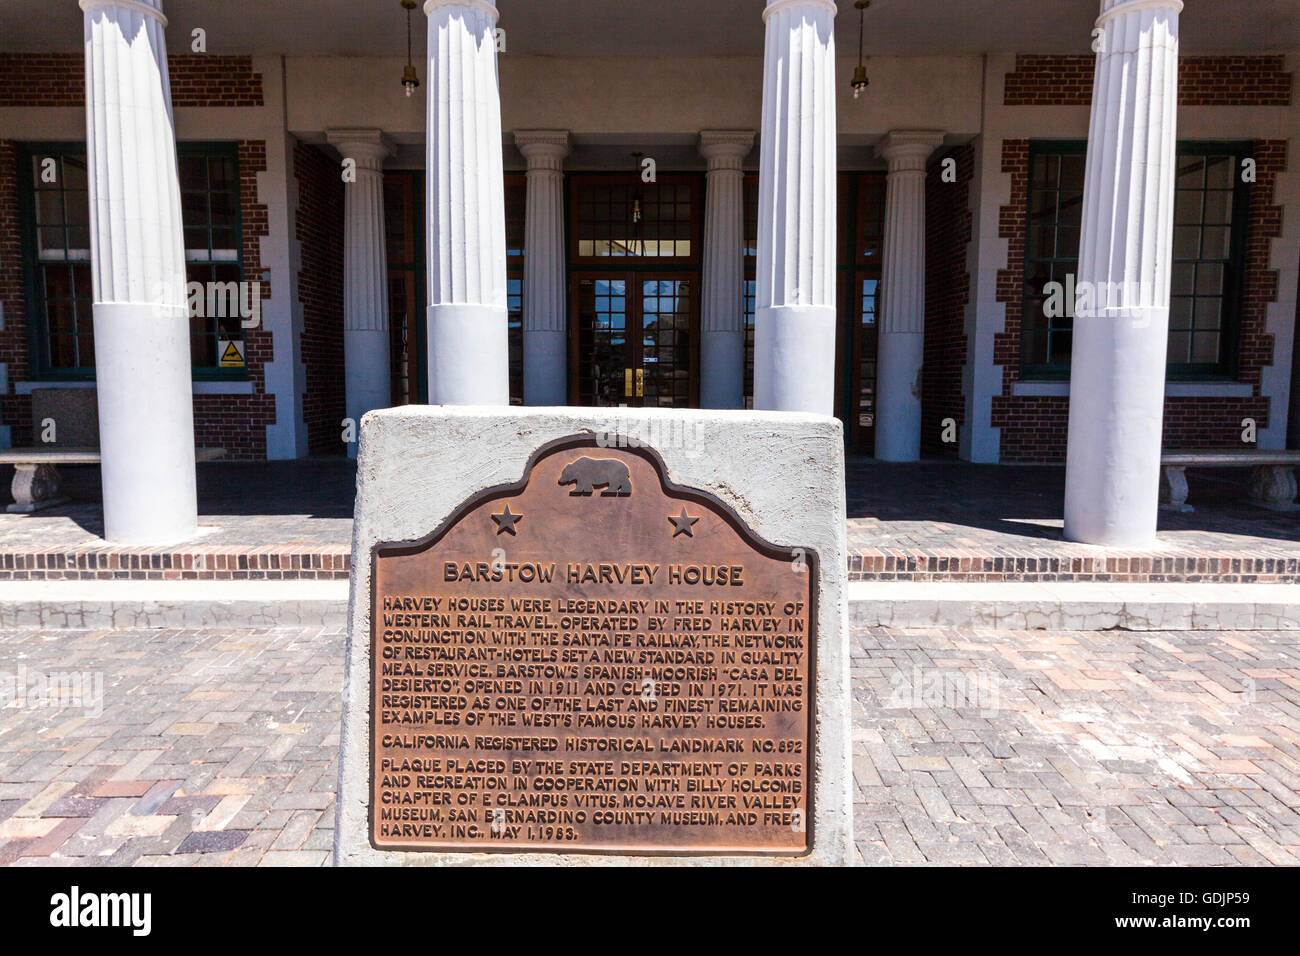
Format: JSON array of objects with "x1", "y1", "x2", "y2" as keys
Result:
[{"x1": 337, "y1": 408, "x2": 852, "y2": 865}]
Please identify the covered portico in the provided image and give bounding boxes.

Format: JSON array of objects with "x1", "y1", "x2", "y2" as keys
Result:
[{"x1": 0, "y1": 0, "x2": 1296, "y2": 549}]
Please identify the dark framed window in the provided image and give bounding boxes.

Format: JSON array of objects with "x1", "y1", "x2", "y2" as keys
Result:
[
  {"x1": 1021, "y1": 140, "x2": 1251, "y2": 380},
  {"x1": 743, "y1": 175, "x2": 758, "y2": 408},
  {"x1": 180, "y1": 145, "x2": 244, "y2": 376},
  {"x1": 505, "y1": 173, "x2": 525, "y2": 405},
  {"x1": 846, "y1": 174, "x2": 887, "y2": 448},
  {"x1": 21, "y1": 142, "x2": 245, "y2": 379},
  {"x1": 571, "y1": 175, "x2": 700, "y2": 264}
]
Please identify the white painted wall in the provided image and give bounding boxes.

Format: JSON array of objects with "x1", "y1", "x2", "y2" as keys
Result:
[{"x1": 284, "y1": 54, "x2": 984, "y2": 139}]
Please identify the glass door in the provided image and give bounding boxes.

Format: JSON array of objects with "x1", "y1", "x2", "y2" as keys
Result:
[{"x1": 571, "y1": 272, "x2": 696, "y2": 407}]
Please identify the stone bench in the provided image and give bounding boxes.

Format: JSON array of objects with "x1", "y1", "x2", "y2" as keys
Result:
[
  {"x1": 1159, "y1": 449, "x2": 1300, "y2": 513},
  {"x1": 0, "y1": 447, "x2": 225, "y2": 514}
]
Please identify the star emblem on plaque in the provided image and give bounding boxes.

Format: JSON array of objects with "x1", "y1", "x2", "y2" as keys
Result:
[
  {"x1": 490, "y1": 504, "x2": 522, "y2": 535},
  {"x1": 668, "y1": 507, "x2": 699, "y2": 537}
]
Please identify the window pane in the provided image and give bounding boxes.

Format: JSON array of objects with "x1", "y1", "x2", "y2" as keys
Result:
[
  {"x1": 573, "y1": 180, "x2": 696, "y2": 259},
  {"x1": 1204, "y1": 155, "x2": 1231, "y2": 189},
  {"x1": 1200, "y1": 227, "x2": 1230, "y2": 260}
]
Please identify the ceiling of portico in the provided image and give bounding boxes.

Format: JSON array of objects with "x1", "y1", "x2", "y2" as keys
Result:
[{"x1": 2, "y1": 0, "x2": 1296, "y2": 56}]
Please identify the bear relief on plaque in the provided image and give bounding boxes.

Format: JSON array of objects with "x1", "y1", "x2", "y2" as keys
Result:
[{"x1": 369, "y1": 436, "x2": 817, "y2": 856}]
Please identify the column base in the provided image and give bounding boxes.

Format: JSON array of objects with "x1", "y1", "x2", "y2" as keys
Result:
[
  {"x1": 753, "y1": 305, "x2": 836, "y2": 416},
  {"x1": 345, "y1": 327, "x2": 392, "y2": 461},
  {"x1": 427, "y1": 303, "x2": 510, "y2": 405},
  {"x1": 93, "y1": 302, "x2": 198, "y2": 545},
  {"x1": 699, "y1": 329, "x2": 745, "y2": 410},
  {"x1": 874, "y1": 330, "x2": 924, "y2": 462},
  {"x1": 523, "y1": 329, "x2": 567, "y2": 406}
]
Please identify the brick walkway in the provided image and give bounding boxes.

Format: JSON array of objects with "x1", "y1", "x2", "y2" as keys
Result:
[
  {"x1": 1, "y1": 459, "x2": 1297, "y2": 582},
  {"x1": 1, "y1": 623, "x2": 1297, "y2": 865}
]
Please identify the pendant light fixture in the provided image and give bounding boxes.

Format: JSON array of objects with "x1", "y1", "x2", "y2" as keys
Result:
[
  {"x1": 851, "y1": 0, "x2": 870, "y2": 99},
  {"x1": 401, "y1": 0, "x2": 420, "y2": 97}
]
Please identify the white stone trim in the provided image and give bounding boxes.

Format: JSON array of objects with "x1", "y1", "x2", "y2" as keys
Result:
[
  {"x1": 762, "y1": 0, "x2": 836, "y2": 23},
  {"x1": 424, "y1": 0, "x2": 498, "y2": 23},
  {"x1": 1096, "y1": 0, "x2": 1183, "y2": 29},
  {"x1": 78, "y1": 0, "x2": 166, "y2": 27}
]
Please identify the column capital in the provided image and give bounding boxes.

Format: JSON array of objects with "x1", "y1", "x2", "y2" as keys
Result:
[
  {"x1": 79, "y1": 0, "x2": 167, "y2": 26},
  {"x1": 1097, "y1": 0, "x2": 1182, "y2": 29},
  {"x1": 514, "y1": 130, "x2": 571, "y2": 171},
  {"x1": 876, "y1": 131, "x2": 945, "y2": 171},
  {"x1": 326, "y1": 129, "x2": 396, "y2": 168},
  {"x1": 763, "y1": 0, "x2": 837, "y2": 22},
  {"x1": 424, "y1": 0, "x2": 498, "y2": 22},
  {"x1": 699, "y1": 130, "x2": 755, "y2": 171}
]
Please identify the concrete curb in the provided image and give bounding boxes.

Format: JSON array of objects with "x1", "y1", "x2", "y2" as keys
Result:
[
  {"x1": 0, "y1": 580, "x2": 349, "y2": 629},
  {"x1": 850, "y1": 581, "x2": 1300, "y2": 630}
]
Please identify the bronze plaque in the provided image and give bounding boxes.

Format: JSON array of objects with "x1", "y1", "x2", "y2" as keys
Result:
[{"x1": 370, "y1": 436, "x2": 816, "y2": 855}]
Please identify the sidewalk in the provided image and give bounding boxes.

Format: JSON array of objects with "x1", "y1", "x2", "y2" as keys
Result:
[{"x1": 0, "y1": 622, "x2": 1296, "y2": 865}]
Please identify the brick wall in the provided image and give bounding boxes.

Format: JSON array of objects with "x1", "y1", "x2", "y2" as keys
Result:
[
  {"x1": 921, "y1": 144, "x2": 973, "y2": 458},
  {"x1": 1004, "y1": 54, "x2": 1292, "y2": 107},
  {"x1": 0, "y1": 54, "x2": 263, "y2": 108},
  {"x1": 192, "y1": 141, "x2": 276, "y2": 461},
  {"x1": 0, "y1": 55, "x2": 274, "y2": 459},
  {"x1": 0, "y1": 141, "x2": 33, "y2": 447},
  {"x1": 990, "y1": 136, "x2": 1287, "y2": 462},
  {"x1": 294, "y1": 142, "x2": 346, "y2": 457}
]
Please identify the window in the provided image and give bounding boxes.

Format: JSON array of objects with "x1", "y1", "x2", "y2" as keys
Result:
[
  {"x1": 1022, "y1": 140, "x2": 1250, "y2": 379},
  {"x1": 505, "y1": 174, "x2": 525, "y2": 404},
  {"x1": 1169, "y1": 147, "x2": 1249, "y2": 376},
  {"x1": 572, "y1": 177, "x2": 699, "y2": 261},
  {"x1": 27, "y1": 150, "x2": 93, "y2": 372},
  {"x1": 180, "y1": 147, "x2": 244, "y2": 374},
  {"x1": 743, "y1": 176, "x2": 758, "y2": 408},
  {"x1": 22, "y1": 143, "x2": 244, "y2": 378}
]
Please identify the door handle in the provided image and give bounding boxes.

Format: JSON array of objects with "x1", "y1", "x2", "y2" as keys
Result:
[
  {"x1": 635, "y1": 368, "x2": 644, "y2": 397},
  {"x1": 624, "y1": 368, "x2": 633, "y2": 397}
]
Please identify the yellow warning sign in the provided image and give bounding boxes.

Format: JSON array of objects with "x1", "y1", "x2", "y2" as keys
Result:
[{"x1": 219, "y1": 339, "x2": 245, "y2": 369}]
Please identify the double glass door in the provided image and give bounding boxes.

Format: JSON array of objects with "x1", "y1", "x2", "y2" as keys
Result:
[{"x1": 572, "y1": 273, "x2": 696, "y2": 407}]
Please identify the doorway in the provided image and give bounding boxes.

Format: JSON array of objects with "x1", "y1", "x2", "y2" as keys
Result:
[
  {"x1": 566, "y1": 174, "x2": 703, "y2": 408},
  {"x1": 570, "y1": 273, "x2": 696, "y2": 407}
]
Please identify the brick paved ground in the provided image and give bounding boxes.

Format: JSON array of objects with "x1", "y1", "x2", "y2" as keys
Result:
[
  {"x1": 0, "y1": 623, "x2": 1297, "y2": 865},
  {"x1": 852, "y1": 626, "x2": 1300, "y2": 865},
  {"x1": 2, "y1": 459, "x2": 1297, "y2": 582},
  {"x1": 0, "y1": 626, "x2": 343, "y2": 866}
]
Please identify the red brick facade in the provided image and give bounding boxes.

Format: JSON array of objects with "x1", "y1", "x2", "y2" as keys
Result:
[
  {"x1": 1004, "y1": 54, "x2": 1292, "y2": 107},
  {"x1": 191, "y1": 141, "x2": 277, "y2": 461},
  {"x1": 921, "y1": 144, "x2": 974, "y2": 458},
  {"x1": 0, "y1": 54, "x2": 263, "y2": 108},
  {"x1": 0, "y1": 54, "x2": 274, "y2": 459},
  {"x1": 991, "y1": 135, "x2": 1288, "y2": 462},
  {"x1": 294, "y1": 143, "x2": 347, "y2": 456},
  {"x1": 0, "y1": 141, "x2": 33, "y2": 448}
]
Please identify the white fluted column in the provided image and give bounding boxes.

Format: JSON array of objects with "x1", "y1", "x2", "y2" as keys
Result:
[
  {"x1": 329, "y1": 130, "x2": 394, "y2": 458},
  {"x1": 875, "y1": 131, "x2": 944, "y2": 462},
  {"x1": 515, "y1": 130, "x2": 569, "y2": 406},
  {"x1": 424, "y1": 0, "x2": 508, "y2": 405},
  {"x1": 81, "y1": 0, "x2": 195, "y2": 544},
  {"x1": 1064, "y1": 0, "x2": 1182, "y2": 546},
  {"x1": 699, "y1": 130, "x2": 754, "y2": 409},
  {"x1": 754, "y1": 0, "x2": 838, "y2": 415}
]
